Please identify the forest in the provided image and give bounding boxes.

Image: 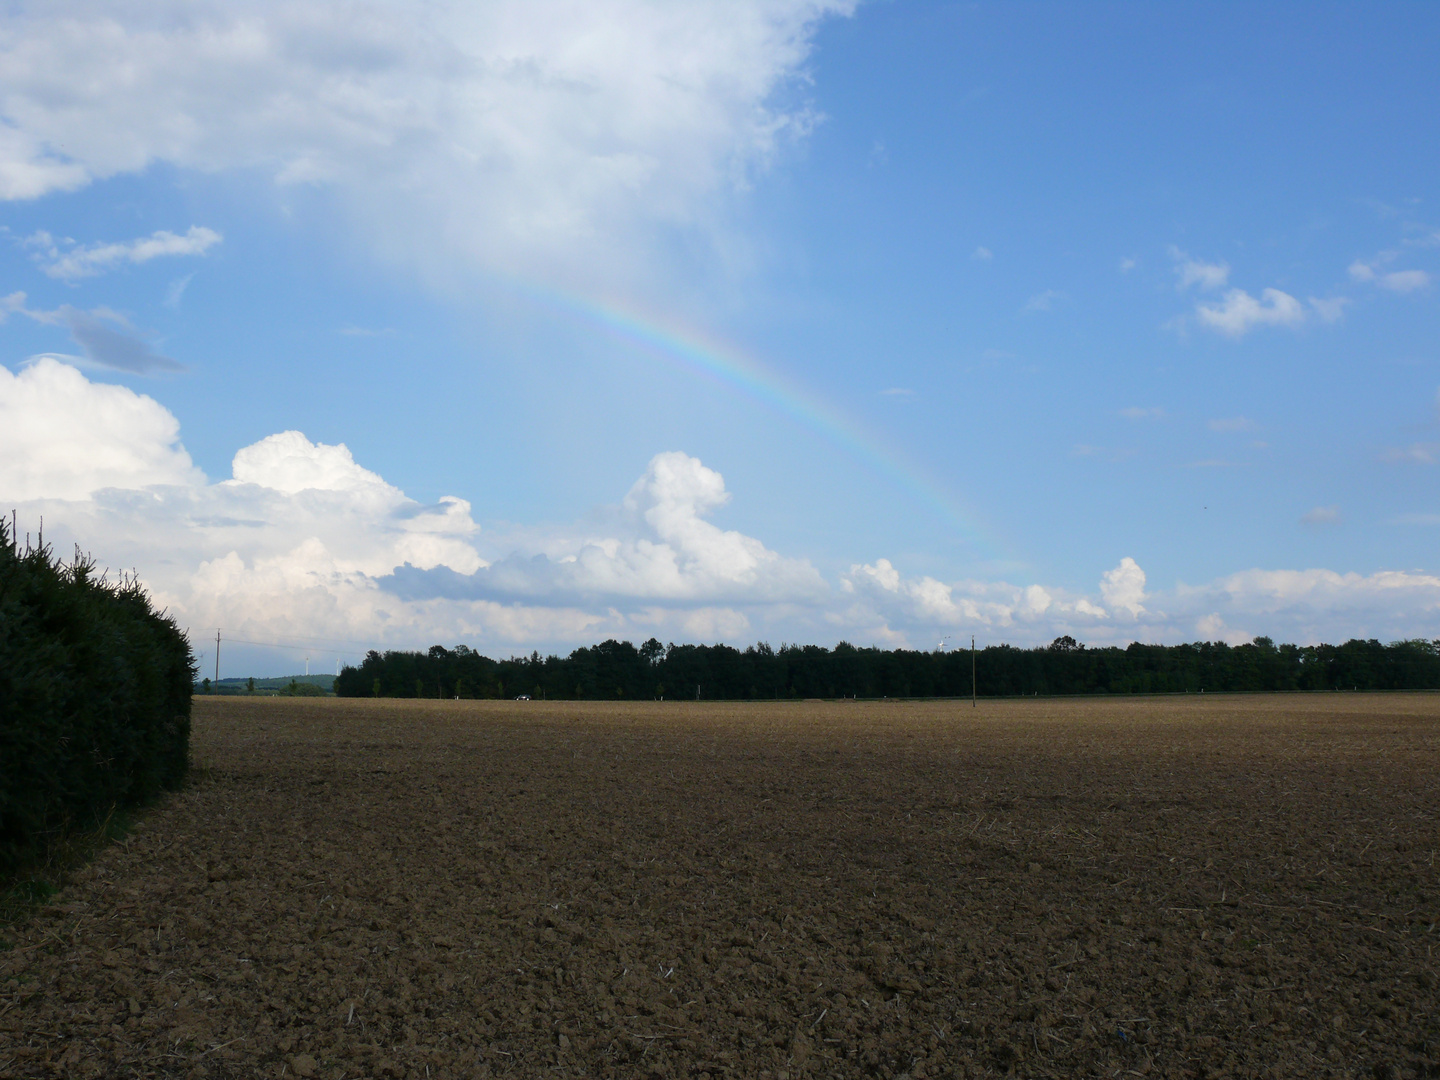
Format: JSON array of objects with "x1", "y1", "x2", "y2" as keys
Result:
[{"x1": 334, "y1": 635, "x2": 1440, "y2": 700}]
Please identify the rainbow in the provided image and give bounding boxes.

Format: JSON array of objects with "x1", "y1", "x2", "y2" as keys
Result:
[{"x1": 507, "y1": 281, "x2": 1015, "y2": 567}]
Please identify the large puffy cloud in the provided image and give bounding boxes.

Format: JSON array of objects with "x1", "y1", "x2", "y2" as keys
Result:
[
  {"x1": 3, "y1": 360, "x2": 826, "y2": 660},
  {"x1": 841, "y1": 559, "x2": 1105, "y2": 641},
  {"x1": 0, "y1": 0, "x2": 853, "y2": 286},
  {"x1": 8, "y1": 360, "x2": 1440, "y2": 665},
  {"x1": 0, "y1": 357, "x2": 202, "y2": 499},
  {"x1": 389, "y1": 450, "x2": 829, "y2": 606},
  {"x1": 1099, "y1": 556, "x2": 1146, "y2": 618}
]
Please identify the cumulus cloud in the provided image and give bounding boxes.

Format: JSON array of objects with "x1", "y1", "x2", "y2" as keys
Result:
[
  {"x1": 232, "y1": 431, "x2": 394, "y2": 497},
  {"x1": 1099, "y1": 556, "x2": 1146, "y2": 617},
  {"x1": 844, "y1": 555, "x2": 1440, "y2": 649},
  {"x1": 1188, "y1": 567, "x2": 1440, "y2": 626},
  {"x1": 972, "y1": 246, "x2": 993, "y2": 261},
  {"x1": 1195, "y1": 287, "x2": 1306, "y2": 337},
  {"x1": 4, "y1": 360, "x2": 825, "y2": 655},
  {"x1": 0, "y1": 0, "x2": 853, "y2": 289},
  {"x1": 27, "y1": 226, "x2": 222, "y2": 280},
  {"x1": 1193, "y1": 612, "x2": 1247, "y2": 645},
  {"x1": 395, "y1": 451, "x2": 828, "y2": 607},
  {"x1": 841, "y1": 560, "x2": 1107, "y2": 637},
  {"x1": 0, "y1": 357, "x2": 203, "y2": 499},
  {"x1": 9, "y1": 360, "x2": 1440, "y2": 659},
  {"x1": 1301, "y1": 506, "x2": 1340, "y2": 526}
]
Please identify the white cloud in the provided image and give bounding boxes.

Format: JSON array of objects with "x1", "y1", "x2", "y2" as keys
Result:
[
  {"x1": 840, "y1": 561, "x2": 1107, "y2": 635},
  {"x1": 972, "y1": 246, "x2": 993, "y2": 261},
  {"x1": 1300, "y1": 505, "x2": 1340, "y2": 526},
  {"x1": 1170, "y1": 247, "x2": 1230, "y2": 291},
  {"x1": 0, "y1": 0, "x2": 854, "y2": 290},
  {"x1": 4, "y1": 362, "x2": 823, "y2": 655},
  {"x1": 0, "y1": 357, "x2": 203, "y2": 500},
  {"x1": 231, "y1": 431, "x2": 396, "y2": 497},
  {"x1": 1099, "y1": 556, "x2": 1146, "y2": 618},
  {"x1": 1195, "y1": 287, "x2": 1306, "y2": 337},
  {"x1": 10, "y1": 360, "x2": 1440, "y2": 658},
  {"x1": 28, "y1": 226, "x2": 222, "y2": 280},
  {"x1": 1195, "y1": 613, "x2": 1225, "y2": 639},
  {"x1": 1118, "y1": 256, "x2": 1137, "y2": 273},
  {"x1": 846, "y1": 556, "x2": 1440, "y2": 648},
  {"x1": 1120, "y1": 406, "x2": 1164, "y2": 420},
  {"x1": 1194, "y1": 567, "x2": 1440, "y2": 626},
  {"x1": 1348, "y1": 259, "x2": 1377, "y2": 283}
]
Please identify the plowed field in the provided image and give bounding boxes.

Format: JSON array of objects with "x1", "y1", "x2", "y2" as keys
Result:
[{"x1": 2, "y1": 695, "x2": 1438, "y2": 1079}]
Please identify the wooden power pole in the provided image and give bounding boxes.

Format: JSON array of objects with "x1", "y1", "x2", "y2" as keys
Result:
[{"x1": 971, "y1": 635, "x2": 976, "y2": 708}]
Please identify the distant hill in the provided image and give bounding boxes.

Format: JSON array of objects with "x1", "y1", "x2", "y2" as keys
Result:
[{"x1": 210, "y1": 674, "x2": 336, "y2": 696}]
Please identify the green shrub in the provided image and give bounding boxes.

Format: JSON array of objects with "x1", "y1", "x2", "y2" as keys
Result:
[{"x1": 0, "y1": 522, "x2": 194, "y2": 879}]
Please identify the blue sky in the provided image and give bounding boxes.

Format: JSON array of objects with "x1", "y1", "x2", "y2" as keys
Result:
[{"x1": 2, "y1": 1, "x2": 1438, "y2": 675}]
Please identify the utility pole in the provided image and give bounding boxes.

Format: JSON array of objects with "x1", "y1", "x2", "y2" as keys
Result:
[
  {"x1": 215, "y1": 629, "x2": 221, "y2": 687},
  {"x1": 971, "y1": 635, "x2": 976, "y2": 709}
]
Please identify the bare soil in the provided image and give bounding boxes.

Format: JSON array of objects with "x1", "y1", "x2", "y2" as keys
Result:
[{"x1": 2, "y1": 695, "x2": 1438, "y2": 1079}]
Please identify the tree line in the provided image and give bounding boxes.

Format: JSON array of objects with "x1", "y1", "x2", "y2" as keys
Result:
[{"x1": 335, "y1": 634, "x2": 1440, "y2": 700}]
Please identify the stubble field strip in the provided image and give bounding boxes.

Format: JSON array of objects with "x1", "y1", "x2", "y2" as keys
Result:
[{"x1": 1, "y1": 695, "x2": 1437, "y2": 1079}]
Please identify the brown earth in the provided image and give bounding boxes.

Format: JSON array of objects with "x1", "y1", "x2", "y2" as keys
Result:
[{"x1": 2, "y1": 694, "x2": 1438, "y2": 1080}]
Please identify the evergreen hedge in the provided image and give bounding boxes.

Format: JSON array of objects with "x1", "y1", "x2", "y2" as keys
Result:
[{"x1": 0, "y1": 522, "x2": 194, "y2": 878}]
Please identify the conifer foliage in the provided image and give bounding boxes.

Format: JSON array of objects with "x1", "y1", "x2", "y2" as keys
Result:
[{"x1": 0, "y1": 521, "x2": 193, "y2": 878}]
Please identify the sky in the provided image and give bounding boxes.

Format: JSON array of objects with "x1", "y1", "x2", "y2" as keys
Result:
[{"x1": 2, "y1": 1, "x2": 1439, "y2": 677}]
